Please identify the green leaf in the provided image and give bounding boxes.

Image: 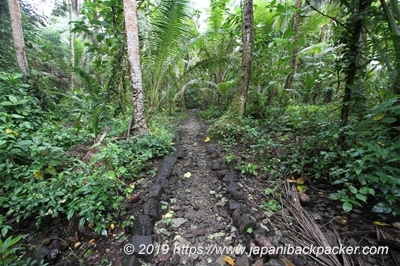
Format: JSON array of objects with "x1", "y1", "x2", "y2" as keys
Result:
[
  {"x1": 348, "y1": 185, "x2": 358, "y2": 194},
  {"x1": 372, "y1": 202, "x2": 392, "y2": 214},
  {"x1": 355, "y1": 193, "x2": 367, "y2": 202},
  {"x1": 342, "y1": 202, "x2": 353, "y2": 212},
  {"x1": 264, "y1": 188, "x2": 275, "y2": 195}
]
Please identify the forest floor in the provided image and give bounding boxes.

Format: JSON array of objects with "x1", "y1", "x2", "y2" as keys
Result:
[{"x1": 19, "y1": 110, "x2": 398, "y2": 266}]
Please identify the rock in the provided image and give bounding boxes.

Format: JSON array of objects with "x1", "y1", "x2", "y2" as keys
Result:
[
  {"x1": 221, "y1": 171, "x2": 238, "y2": 183},
  {"x1": 254, "y1": 258, "x2": 265, "y2": 266},
  {"x1": 173, "y1": 147, "x2": 188, "y2": 159},
  {"x1": 230, "y1": 191, "x2": 246, "y2": 201},
  {"x1": 211, "y1": 161, "x2": 228, "y2": 171},
  {"x1": 143, "y1": 198, "x2": 161, "y2": 220},
  {"x1": 226, "y1": 182, "x2": 241, "y2": 194},
  {"x1": 156, "y1": 156, "x2": 178, "y2": 179},
  {"x1": 25, "y1": 245, "x2": 50, "y2": 264},
  {"x1": 235, "y1": 256, "x2": 250, "y2": 266},
  {"x1": 133, "y1": 214, "x2": 153, "y2": 236},
  {"x1": 148, "y1": 184, "x2": 164, "y2": 200},
  {"x1": 171, "y1": 218, "x2": 187, "y2": 228},
  {"x1": 47, "y1": 249, "x2": 59, "y2": 263},
  {"x1": 232, "y1": 209, "x2": 257, "y2": 234},
  {"x1": 268, "y1": 258, "x2": 285, "y2": 266},
  {"x1": 122, "y1": 255, "x2": 142, "y2": 266},
  {"x1": 130, "y1": 235, "x2": 153, "y2": 260},
  {"x1": 228, "y1": 200, "x2": 242, "y2": 212},
  {"x1": 155, "y1": 177, "x2": 169, "y2": 189}
]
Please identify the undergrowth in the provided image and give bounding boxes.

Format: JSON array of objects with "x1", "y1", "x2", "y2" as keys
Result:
[
  {"x1": 0, "y1": 73, "x2": 175, "y2": 264},
  {"x1": 212, "y1": 101, "x2": 400, "y2": 216}
]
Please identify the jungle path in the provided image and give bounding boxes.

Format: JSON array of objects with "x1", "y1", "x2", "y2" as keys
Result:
[{"x1": 122, "y1": 110, "x2": 398, "y2": 266}]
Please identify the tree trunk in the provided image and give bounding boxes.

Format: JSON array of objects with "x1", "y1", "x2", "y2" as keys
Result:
[
  {"x1": 8, "y1": 0, "x2": 28, "y2": 74},
  {"x1": 229, "y1": 0, "x2": 254, "y2": 116},
  {"x1": 69, "y1": 0, "x2": 77, "y2": 90},
  {"x1": 381, "y1": 0, "x2": 400, "y2": 94},
  {"x1": 123, "y1": 0, "x2": 148, "y2": 135},
  {"x1": 338, "y1": 0, "x2": 372, "y2": 146},
  {"x1": 284, "y1": 0, "x2": 302, "y2": 91}
]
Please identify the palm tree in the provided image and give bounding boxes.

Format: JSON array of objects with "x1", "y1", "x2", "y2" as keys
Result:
[
  {"x1": 123, "y1": 0, "x2": 148, "y2": 134},
  {"x1": 229, "y1": 0, "x2": 254, "y2": 116},
  {"x1": 141, "y1": 0, "x2": 193, "y2": 113},
  {"x1": 8, "y1": 0, "x2": 29, "y2": 74}
]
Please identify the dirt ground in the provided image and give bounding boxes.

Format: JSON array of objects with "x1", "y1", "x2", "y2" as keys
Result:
[{"x1": 15, "y1": 110, "x2": 399, "y2": 265}]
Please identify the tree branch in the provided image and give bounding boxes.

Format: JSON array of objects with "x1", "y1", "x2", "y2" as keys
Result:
[{"x1": 305, "y1": 0, "x2": 350, "y2": 32}]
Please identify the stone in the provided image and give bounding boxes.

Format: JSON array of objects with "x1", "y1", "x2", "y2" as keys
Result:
[
  {"x1": 156, "y1": 156, "x2": 178, "y2": 179},
  {"x1": 211, "y1": 161, "x2": 228, "y2": 171},
  {"x1": 228, "y1": 200, "x2": 243, "y2": 212},
  {"x1": 148, "y1": 184, "x2": 164, "y2": 200},
  {"x1": 173, "y1": 147, "x2": 188, "y2": 159},
  {"x1": 143, "y1": 198, "x2": 161, "y2": 220},
  {"x1": 254, "y1": 258, "x2": 265, "y2": 266},
  {"x1": 232, "y1": 209, "x2": 258, "y2": 234},
  {"x1": 268, "y1": 258, "x2": 285, "y2": 266},
  {"x1": 130, "y1": 235, "x2": 153, "y2": 259},
  {"x1": 226, "y1": 182, "x2": 241, "y2": 193},
  {"x1": 235, "y1": 256, "x2": 250, "y2": 266},
  {"x1": 222, "y1": 171, "x2": 238, "y2": 183},
  {"x1": 25, "y1": 245, "x2": 50, "y2": 263},
  {"x1": 170, "y1": 218, "x2": 187, "y2": 228},
  {"x1": 122, "y1": 255, "x2": 142, "y2": 266},
  {"x1": 155, "y1": 176, "x2": 169, "y2": 189}
]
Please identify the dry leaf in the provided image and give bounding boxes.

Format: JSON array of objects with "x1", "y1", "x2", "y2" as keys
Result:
[
  {"x1": 88, "y1": 238, "x2": 95, "y2": 244},
  {"x1": 204, "y1": 136, "x2": 211, "y2": 142},
  {"x1": 88, "y1": 222, "x2": 95, "y2": 229},
  {"x1": 109, "y1": 223, "x2": 115, "y2": 230},
  {"x1": 335, "y1": 216, "x2": 348, "y2": 225},
  {"x1": 373, "y1": 221, "x2": 391, "y2": 227},
  {"x1": 296, "y1": 176, "x2": 306, "y2": 185},
  {"x1": 298, "y1": 192, "x2": 310, "y2": 205},
  {"x1": 74, "y1": 242, "x2": 82, "y2": 248},
  {"x1": 184, "y1": 172, "x2": 191, "y2": 178},
  {"x1": 223, "y1": 255, "x2": 235, "y2": 266}
]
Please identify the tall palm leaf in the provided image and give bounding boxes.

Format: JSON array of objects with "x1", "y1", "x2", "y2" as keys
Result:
[{"x1": 141, "y1": 0, "x2": 193, "y2": 112}]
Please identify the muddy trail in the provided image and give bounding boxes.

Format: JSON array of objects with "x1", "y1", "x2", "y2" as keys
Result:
[{"x1": 21, "y1": 110, "x2": 399, "y2": 266}]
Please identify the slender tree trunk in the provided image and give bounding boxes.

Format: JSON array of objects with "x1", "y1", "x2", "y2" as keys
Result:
[
  {"x1": 69, "y1": 0, "x2": 76, "y2": 90},
  {"x1": 229, "y1": 0, "x2": 253, "y2": 116},
  {"x1": 381, "y1": 0, "x2": 400, "y2": 94},
  {"x1": 284, "y1": 0, "x2": 302, "y2": 91},
  {"x1": 123, "y1": 0, "x2": 148, "y2": 135},
  {"x1": 8, "y1": 0, "x2": 28, "y2": 74},
  {"x1": 338, "y1": 0, "x2": 372, "y2": 146}
]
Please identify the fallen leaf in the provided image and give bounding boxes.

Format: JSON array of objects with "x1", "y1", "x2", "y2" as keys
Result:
[
  {"x1": 296, "y1": 176, "x2": 306, "y2": 185},
  {"x1": 335, "y1": 216, "x2": 348, "y2": 225},
  {"x1": 204, "y1": 136, "x2": 211, "y2": 142},
  {"x1": 74, "y1": 242, "x2": 82, "y2": 248},
  {"x1": 88, "y1": 238, "x2": 95, "y2": 244},
  {"x1": 298, "y1": 192, "x2": 311, "y2": 205},
  {"x1": 373, "y1": 221, "x2": 391, "y2": 226},
  {"x1": 88, "y1": 222, "x2": 95, "y2": 229},
  {"x1": 109, "y1": 223, "x2": 115, "y2": 230},
  {"x1": 296, "y1": 185, "x2": 303, "y2": 192},
  {"x1": 184, "y1": 172, "x2": 191, "y2": 178},
  {"x1": 223, "y1": 255, "x2": 235, "y2": 266}
]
